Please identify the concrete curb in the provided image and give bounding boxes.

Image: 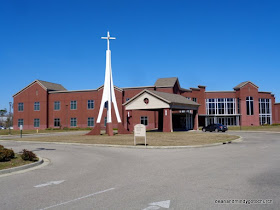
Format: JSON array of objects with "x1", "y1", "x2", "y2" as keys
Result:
[
  {"x1": 229, "y1": 130, "x2": 280, "y2": 134},
  {"x1": 0, "y1": 136, "x2": 243, "y2": 149},
  {"x1": 0, "y1": 156, "x2": 44, "y2": 175}
]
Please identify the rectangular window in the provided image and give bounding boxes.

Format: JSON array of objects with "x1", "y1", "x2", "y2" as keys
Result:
[
  {"x1": 246, "y1": 96, "x2": 254, "y2": 115},
  {"x1": 192, "y1": 98, "x2": 197, "y2": 102},
  {"x1": 206, "y1": 99, "x2": 215, "y2": 115},
  {"x1": 259, "y1": 98, "x2": 272, "y2": 125},
  {"x1": 88, "y1": 117, "x2": 94, "y2": 127},
  {"x1": 34, "y1": 102, "x2": 40, "y2": 111},
  {"x1": 227, "y1": 98, "x2": 234, "y2": 114},
  {"x1": 217, "y1": 98, "x2": 225, "y2": 114},
  {"x1": 140, "y1": 116, "x2": 148, "y2": 126},
  {"x1": 104, "y1": 117, "x2": 107, "y2": 126},
  {"x1": 54, "y1": 118, "x2": 60, "y2": 127},
  {"x1": 70, "y1": 101, "x2": 77, "y2": 110},
  {"x1": 206, "y1": 98, "x2": 236, "y2": 115},
  {"x1": 18, "y1": 119, "x2": 24, "y2": 127},
  {"x1": 87, "y1": 100, "x2": 94, "y2": 109},
  {"x1": 54, "y1": 101, "x2": 60, "y2": 110},
  {"x1": 70, "y1": 118, "x2": 77, "y2": 127},
  {"x1": 237, "y1": 98, "x2": 240, "y2": 114},
  {"x1": 104, "y1": 101, "x2": 108, "y2": 109},
  {"x1": 34, "y1": 118, "x2": 40, "y2": 127},
  {"x1": 18, "y1": 103, "x2": 24, "y2": 111}
]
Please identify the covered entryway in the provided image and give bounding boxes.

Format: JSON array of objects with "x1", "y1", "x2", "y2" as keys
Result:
[
  {"x1": 123, "y1": 89, "x2": 200, "y2": 132},
  {"x1": 173, "y1": 112, "x2": 193, "y2": 131}
]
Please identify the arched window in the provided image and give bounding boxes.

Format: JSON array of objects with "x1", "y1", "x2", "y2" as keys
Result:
[{"x1": 246, "y1": 96, "x2": 254, "y2": 115}]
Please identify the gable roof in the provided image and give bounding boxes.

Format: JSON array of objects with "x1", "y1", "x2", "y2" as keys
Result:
[
  {"x1": 37, "y1": 80, "x2": 66, "y2": 91},
  {"x1": 148, "y1": 90, "x2": 199, "y2": 106},
  {"x1": 13, "y1": 80, "x2": 66, "y2": 97},
  {"x1": 123, "y1": 89, "x2": 200, "y2": 108},
  {"x1": 96, "y1": 84, "x2": 123, "y2": 92},
  {"x1": 154, "y1": 77, "x2": 178, "y2": 87},
  {"x1": 233, "y1": 81, "x2": 259, "y2": 90}
]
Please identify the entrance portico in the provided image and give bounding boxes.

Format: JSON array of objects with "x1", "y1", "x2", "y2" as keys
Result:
[{"x1": 123, "y1": 89, "x2": 200, "y2": 132}]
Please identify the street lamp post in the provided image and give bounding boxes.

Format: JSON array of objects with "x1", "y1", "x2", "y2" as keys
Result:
[{"x1": 8, "y1": 102, "x2": 11, "y2": 134}]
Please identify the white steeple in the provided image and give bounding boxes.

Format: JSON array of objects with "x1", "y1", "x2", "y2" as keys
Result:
[{"x1": 96, "y1": 31, "x2": 121, "y2": 124}]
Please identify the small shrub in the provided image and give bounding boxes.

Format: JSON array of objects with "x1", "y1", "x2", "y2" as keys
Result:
[
  {"x1": 21, "y1": 149, "x2": 37, "y2": 161},
  {"x1": 45, "y1": 128, "x2": 61, "y2": 131},
  {"x1": 0, "y1": 144, "x2": 4, "y2": 149},
  {"x1": 0, "y1": 148, "x2": 15, "y2": 162},
  {"x1": 69, "y1": 127, "x2": 80, "y2": 130}
]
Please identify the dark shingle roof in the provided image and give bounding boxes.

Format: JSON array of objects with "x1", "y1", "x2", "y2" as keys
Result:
[
  {"x1": 13, "y1": 80, "x2": 67, "y2": 97},
  {"x1": 154, "y1": 77, "x2": 178, "y2": 87},
  {"x1": 233, "y1": 81, "x2": 258, "y2": 90},
  {"x1": 148, "y1": 90, "x2": 199, "y2": 106},
  {"x1": 37, "y1": 80, "x2": 67, "y2": 91}
]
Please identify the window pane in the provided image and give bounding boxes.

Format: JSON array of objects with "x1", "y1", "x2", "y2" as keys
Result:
[
  {"x1": 250, "y1": 101, "x2": 254, "y2": 115},
  {"x1": 54, "y1": 118, "x2": 60, "y2": 127},
  {"x1": 18, "y1": 119, "x2": 24, "y2": 127},
  {"x1": 70, "y1": 118, "x2": 77, "y2": 127},
  {"x1": 246, "y1": 96, "x2": 254, "y2": 115},
  {"x1": 70, "y1": 101, "x2": 77, "y2": 110},
  {"x1": 88, "y1": 117, "x2": 94, "y2": 127},
  {"x1": 54, "y1": 101, "x2": 60, "y2": 110},
  {"x1": 88, "y1": 100, "x2": 94, "y2": 109},
  {"x1": 34, "y1": 102, "x2": 40, "y2": 111},
  {"x1": 34, "y1": 119, "x2": 40, "y2": 127},
  {"x1": 18, "y1": 103, "x2": 24, "y2": 111},
  {"x1": 140, "y1": 116, "x2": 148, "y2": 126}
]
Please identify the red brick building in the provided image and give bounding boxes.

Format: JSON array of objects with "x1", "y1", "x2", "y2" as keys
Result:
[{"x1": 13, "y1": 77, "x2": 280, "y2": 131}]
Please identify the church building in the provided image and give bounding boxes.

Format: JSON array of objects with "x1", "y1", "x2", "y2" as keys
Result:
[{"x1": 12, "y1": 77, "x2": 280, "y2": 131}]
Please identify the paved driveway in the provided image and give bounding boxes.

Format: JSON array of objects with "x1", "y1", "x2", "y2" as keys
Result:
[{"x1": 0, "y1": 131, "x2": 279, "y2": 210}]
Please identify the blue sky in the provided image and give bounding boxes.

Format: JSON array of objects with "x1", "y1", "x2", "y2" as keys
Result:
[{"x1": 1, "y1": 0, "x2": 280, "y2": 110}]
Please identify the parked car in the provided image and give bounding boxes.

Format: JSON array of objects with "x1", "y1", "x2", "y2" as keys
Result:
[
  {"x1": 202, "y1": 124, "x2": 228, "y2": 132},
  {"x1": 0, "y1": 126, "x2": 6, "y2": 130}
]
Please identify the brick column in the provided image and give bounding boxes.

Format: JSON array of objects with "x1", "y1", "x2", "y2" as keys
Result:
[
  {"x1": 193, "y1": 110, "x2": 199, "y2": 130},
  {"x1": 163, "y1": 108, "x2": 172, "y2": 132},
  {"x1": 127, "y1": 110, "x2": 134, "y2": 132}
]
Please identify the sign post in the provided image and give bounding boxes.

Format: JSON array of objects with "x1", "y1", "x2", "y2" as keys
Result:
[
  {"x1": 20, "y1": 125, "x2": 23, "y2": 138},
  {"x1": 134, "y1": 124, "x2": 146, "y2": 146}
]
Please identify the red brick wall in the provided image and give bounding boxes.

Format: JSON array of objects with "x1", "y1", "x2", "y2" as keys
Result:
[
  {"x1": 274, "y1": 104, "x2": 280, "y2": 124},
  {"x1": 13, "y1": 80, "x2": 279, "y2": 130},
  {"x1": 48, "y1": 88, "x2": 124, "y2": 129},
  {"x1": 13, "y1": 82, "x2": 48, "y2": 130},
  {"x1": 237, "y1": 83, "x2": 259, "y2": 126}
]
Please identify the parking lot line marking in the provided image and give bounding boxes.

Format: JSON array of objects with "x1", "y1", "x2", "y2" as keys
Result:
[{"x1": 39, "y1": 188, "x2": 115, "y2": 210}]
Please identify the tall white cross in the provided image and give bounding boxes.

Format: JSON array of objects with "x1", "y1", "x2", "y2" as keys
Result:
[
  {"x1": 96, "y1": 31, "x2": 121, "y2": 124},
  {"x1": 101, "y1": 31, "x2": 116, "y2": 51}
]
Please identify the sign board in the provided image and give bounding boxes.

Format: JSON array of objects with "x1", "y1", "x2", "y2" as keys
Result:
[
  {"x1": 20, "y1": 125, "x2": 23, "y2": 130},
  {"x1": 134, "y1": 124, "x2": 146, "y2": 146}
]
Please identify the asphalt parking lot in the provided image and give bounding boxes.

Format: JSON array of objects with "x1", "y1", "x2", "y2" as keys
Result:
[{"x1": 0, "y1": 131, "x2": 279, "y2": 210}]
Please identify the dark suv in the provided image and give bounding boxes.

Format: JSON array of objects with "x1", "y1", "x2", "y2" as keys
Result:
[{"x1": 202, "y1": 124, "x2": 228, "y2": 132}]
